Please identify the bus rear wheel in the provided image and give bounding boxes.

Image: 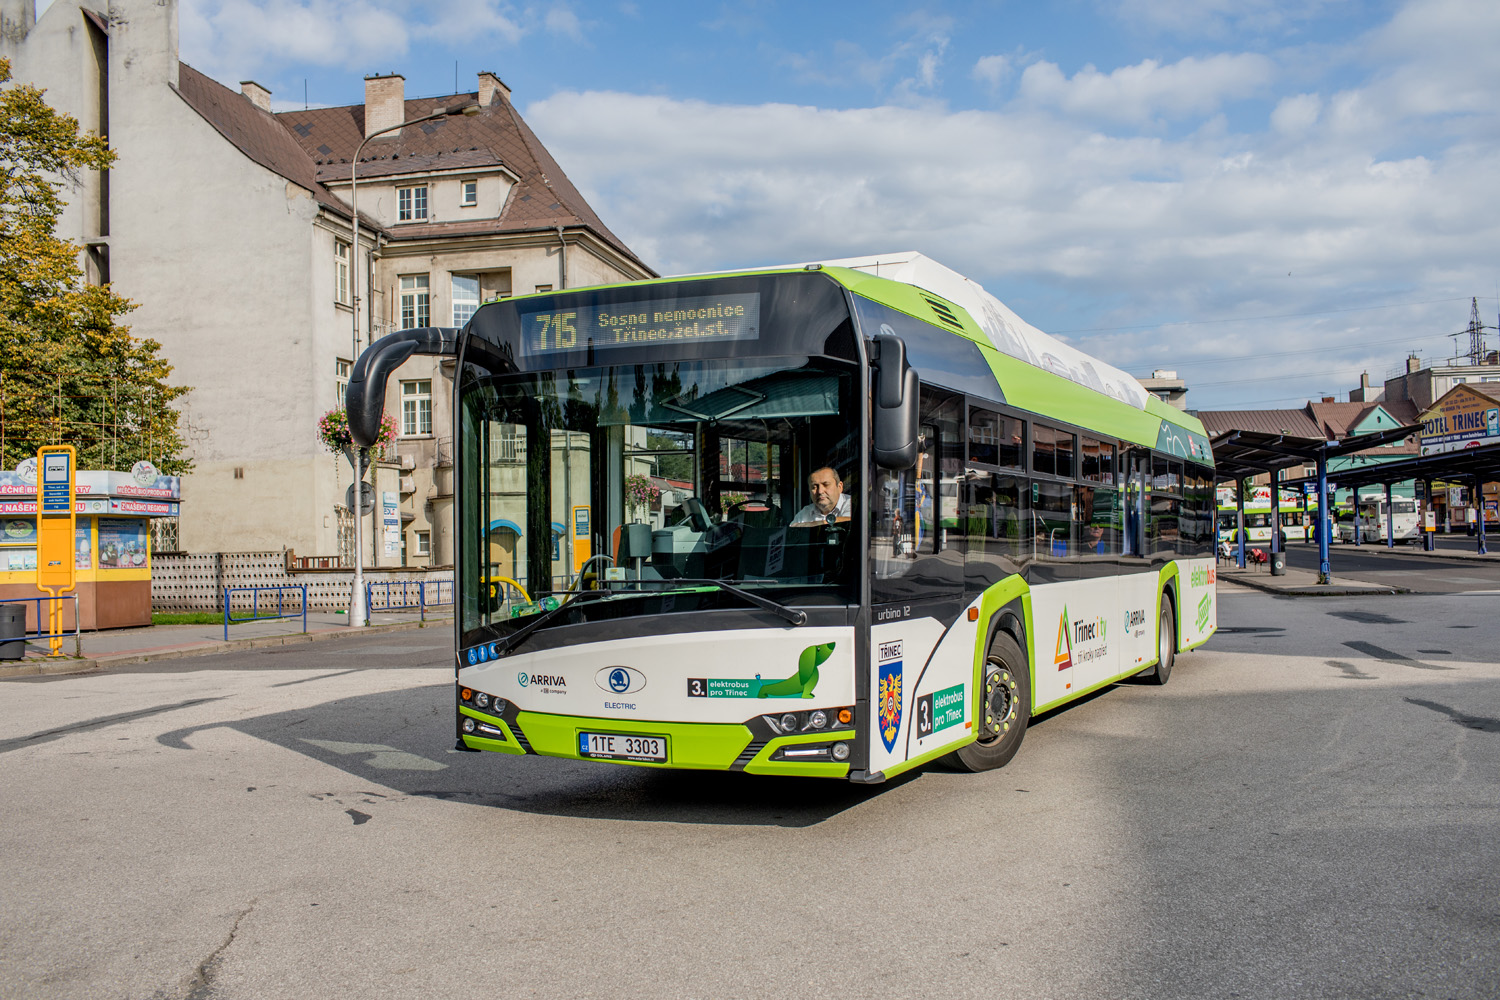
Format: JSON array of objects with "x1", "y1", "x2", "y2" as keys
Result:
[
  {"x1": 1143, "y1": 595, "x2": 1175, "y2": 686},
  {"x1": 952, "y1": 631, "x2": 1029, "y2": 772}
]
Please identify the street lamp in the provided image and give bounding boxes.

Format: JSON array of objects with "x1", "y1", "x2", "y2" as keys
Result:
[{"x1": 347, "y1": 100, "x2": 480, "y2": 626}]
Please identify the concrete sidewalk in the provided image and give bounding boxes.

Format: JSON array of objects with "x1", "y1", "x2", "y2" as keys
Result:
[
  {"x1": 1216, "y1": 561, "x2": 1403, "y2": 597},
  {"x1": 0, "y1": 610, "x2": 455, "y2": 679}
]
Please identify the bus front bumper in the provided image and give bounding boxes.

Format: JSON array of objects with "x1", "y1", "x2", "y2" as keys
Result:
[{"x1": 457, "y1": 704, "x2": 854, "y2": 778}]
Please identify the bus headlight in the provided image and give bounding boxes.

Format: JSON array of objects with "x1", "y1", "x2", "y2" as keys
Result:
[
  {"x1": 832, "y1": 742, "x2": 850, "y2": 761},
  {"x1": 809, "y1": 710, "x2": 827, "y2": 730},
  {"x1": 462, "y1": 717, "x2": 476, "y2": 733},
  {"x1": 780, "y1": 713, "x2": 798, "y2": 732},
  {"x1": 475, "y1": 692, "x2": 490, "y2": 709}
]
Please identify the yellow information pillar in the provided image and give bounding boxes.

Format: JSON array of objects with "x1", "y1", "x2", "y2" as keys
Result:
[{"x1": 36, "y1": 446, "x2": 77, "y2": 655}]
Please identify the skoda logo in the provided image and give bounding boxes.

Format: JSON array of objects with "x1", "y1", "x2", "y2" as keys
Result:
[
  {"x1": 517, "y1": 672, "x2": 529, "y2": 687},
  {"x1": 594, "y1": 666, "x2": 646, "y2": 695}
]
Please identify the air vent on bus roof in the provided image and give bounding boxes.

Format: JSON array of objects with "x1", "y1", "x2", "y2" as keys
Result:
[{"x1": 920, "y1": 294, "x2": 965, "y2": 331}]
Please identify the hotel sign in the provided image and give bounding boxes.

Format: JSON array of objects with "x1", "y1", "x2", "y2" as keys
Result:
[{"x1": 1420, "y1": 385, "x2": 1500, "y2": 456}]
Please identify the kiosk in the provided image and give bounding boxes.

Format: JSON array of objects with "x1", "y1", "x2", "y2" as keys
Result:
[{"x1": 0, "y1": 461, "x2": 180, "y2": 630}]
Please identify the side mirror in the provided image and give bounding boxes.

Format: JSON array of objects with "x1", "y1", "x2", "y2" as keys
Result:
[{"x1": 872, "y1": 334, "x2": 919, "y2": 469}]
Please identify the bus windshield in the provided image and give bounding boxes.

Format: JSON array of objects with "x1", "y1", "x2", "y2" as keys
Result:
[{"x1": 459, "y1": 357, "x2": 860, "y2": 636}]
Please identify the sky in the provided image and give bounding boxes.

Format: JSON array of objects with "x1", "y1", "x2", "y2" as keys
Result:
[{"x1": 87, "y1": 0, "x2": 1500, "y2": 409}]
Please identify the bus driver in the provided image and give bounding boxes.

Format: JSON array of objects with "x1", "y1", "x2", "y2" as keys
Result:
[{"x1": 791, "y1": 466, "x2": 852, "y2": 526}]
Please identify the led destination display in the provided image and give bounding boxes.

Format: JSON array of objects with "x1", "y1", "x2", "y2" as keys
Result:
[{"x1": 519, "y1": 293, "x2": 760, "y2": 357}]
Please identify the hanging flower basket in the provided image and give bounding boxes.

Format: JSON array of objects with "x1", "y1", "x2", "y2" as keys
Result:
[
  {"x1": 624, "y1": 474, "x2": 660, "y2": 521},
  {"x1": 319, "y1": 407, "x2": 396, "y2": 454}
]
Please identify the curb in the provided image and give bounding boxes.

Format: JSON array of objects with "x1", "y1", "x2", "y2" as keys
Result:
[
  {"x1": 1218, "y1": 574, "x2": 1403, "y2": 597},
  {"x1": 1323, "y1": 546, "x2": 1495, "y2": 565},
  {"x1": 0, "y1": 616, "x2": 453, "y2": 680}
]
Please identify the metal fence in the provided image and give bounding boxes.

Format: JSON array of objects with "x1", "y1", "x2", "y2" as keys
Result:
[
  {"x1": 366, "y1": 579, "x2": 454, "y2": 622},
  {"x1": 222, "y1": 585, "x2": 308, "y2": 641},
  {"x1": 5, "y1": 594, "x2": 82, "y2": 658}
]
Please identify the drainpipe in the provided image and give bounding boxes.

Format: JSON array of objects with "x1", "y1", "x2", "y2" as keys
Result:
[{"x1": 556, "y1": 225, "x2": 567, "y2": 289}]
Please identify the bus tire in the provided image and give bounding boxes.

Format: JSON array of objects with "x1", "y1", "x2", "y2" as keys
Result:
[
  {"x1": 951, "y1": 632, "x2": 1029, "y2": 772},
  {"x1": 1144, "y1": 594, "x2": 1176, "y2": 686}
]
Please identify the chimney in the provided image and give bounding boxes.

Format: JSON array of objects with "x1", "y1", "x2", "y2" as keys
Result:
[
  {"x1": 364, "y1": 73, "x2": 406, "y2": 138},
  {"x1": 240, "y1": 81, "x2": 272, "y2": 112},
  {"x1": 478, "y1": 71, "x2": 510, "y2": 107},
  {"x1": 1321, "y1": 396, "x2": 1336, "y2": 403},
  {"x1": 1406, "y1": 354, "x2": 1421, "y2": 374}
]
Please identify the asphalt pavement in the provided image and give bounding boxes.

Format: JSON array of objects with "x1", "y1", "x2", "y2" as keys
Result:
[{"x1": 2, "y1": 587, "x2": 1498, "y2": 999}]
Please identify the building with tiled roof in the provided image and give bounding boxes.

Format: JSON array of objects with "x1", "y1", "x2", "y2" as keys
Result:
[{"x1": 4, "y1": 0, "x2": 654, "y2": 568}]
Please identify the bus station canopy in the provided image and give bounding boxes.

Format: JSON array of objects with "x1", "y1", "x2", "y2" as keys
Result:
[
  {"x1": 1278, "y1": 440, "x2": 1500, "y2": 491},
  {"x1": 1207, "y1": 424, "x2": 1422, "y2": 482}
]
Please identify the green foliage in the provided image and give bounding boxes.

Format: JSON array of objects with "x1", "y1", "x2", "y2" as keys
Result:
[{"x1": 0, "y1": 58, "x2": 191, "y2": 473}]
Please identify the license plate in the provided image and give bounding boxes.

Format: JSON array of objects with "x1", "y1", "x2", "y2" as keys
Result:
[{"x1": 578, "y1": 732, "x2": 668, "y2": 762}]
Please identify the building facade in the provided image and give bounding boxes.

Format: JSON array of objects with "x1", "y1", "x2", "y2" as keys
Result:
[{"x1": 2, "y1": 0, "x2": 654, "y2": 568}]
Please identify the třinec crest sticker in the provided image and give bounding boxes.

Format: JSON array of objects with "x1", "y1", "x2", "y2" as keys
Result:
[{"x1": 878, "y1": 640, "x2": 903, "y2": 752}]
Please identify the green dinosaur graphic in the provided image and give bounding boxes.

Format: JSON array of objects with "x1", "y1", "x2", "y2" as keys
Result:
[{"x1": 755, "y1": 642, "x2": 834, "y2": 699}]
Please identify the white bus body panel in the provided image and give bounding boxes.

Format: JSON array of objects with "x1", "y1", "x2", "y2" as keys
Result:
[
  {"x1": 867, "y1": 598, "x2": 986, "y2": 775},
  {"x1": 460, "y1": 627, "x2": 856, "y2": 723}
]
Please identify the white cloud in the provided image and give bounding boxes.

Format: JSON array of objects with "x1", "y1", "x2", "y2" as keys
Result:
[
  {"x1": 1016, "y1": 53, "x2": 1276, "y2": 124},
  {"x1": 1270, "y1": 92, "x2": 1320, "y2": 134},
  {"x1": 973, "y1": 54, "x2": 1012, "y2": 91},
  {"x1": 180, "y1": 0, "x2": 530, "y2": 79},
  {"x1": 524, "y1": 43, "x2": 1500, "y2": 402}
]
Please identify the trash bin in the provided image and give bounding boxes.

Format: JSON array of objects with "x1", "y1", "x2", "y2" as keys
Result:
[
  {"x1": 0, "y1": 604, "x2": 25, "y2": 660},
  {"x1": 1270, "y1": 552, "x2": 1286, "y2": 576}
]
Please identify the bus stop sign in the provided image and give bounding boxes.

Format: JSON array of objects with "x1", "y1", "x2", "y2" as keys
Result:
[{"x1": 36, "y1": 446, "x2": 77, "y2": 592}]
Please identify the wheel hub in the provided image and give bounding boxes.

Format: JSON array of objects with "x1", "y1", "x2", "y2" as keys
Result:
[{"x1": 983, "y1": 666, "x2": 1015, "y2": 740}]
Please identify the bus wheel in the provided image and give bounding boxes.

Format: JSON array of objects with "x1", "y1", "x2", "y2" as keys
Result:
[
  {"x1": 952, "y1": 632, "x2": 1029, "y2": 772},
  {"x1": 1144, "y1": 595, "x2": 1175, "y2": 686}
]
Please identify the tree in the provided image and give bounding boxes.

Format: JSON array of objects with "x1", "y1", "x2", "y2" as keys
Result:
[{"x1": 0, "y1": 58, "x2": 191, "y2": 473}]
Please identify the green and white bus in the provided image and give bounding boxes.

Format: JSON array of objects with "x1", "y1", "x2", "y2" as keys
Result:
[{"x1": 347, "y1": 252, "x2": 1217, "y2": 782}]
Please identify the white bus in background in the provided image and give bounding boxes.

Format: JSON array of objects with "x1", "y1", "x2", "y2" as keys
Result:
[{"x1": 1339, "y1": 497, "x2": 1419, "y2": 543}]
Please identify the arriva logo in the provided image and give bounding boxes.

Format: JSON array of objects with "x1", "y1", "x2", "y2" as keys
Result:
[{"x1": 517, "y1": 672, "x2": 529, "y2": 687}]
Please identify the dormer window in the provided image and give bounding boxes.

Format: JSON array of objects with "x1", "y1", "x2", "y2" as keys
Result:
[
  {"x1": 461, "y1": 180, "x2": 477, "y2": 207},
  {"x1": 398, "y1": 185, "x2": 428, "y2": 222}
]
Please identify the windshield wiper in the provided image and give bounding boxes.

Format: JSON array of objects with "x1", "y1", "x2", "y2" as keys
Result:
[
  {"x1": 643, "y1": 578, "x2": 807, "y2": 626},
  {"x1": 494, "y1": 590, "x2": 612, "y2": 655}
]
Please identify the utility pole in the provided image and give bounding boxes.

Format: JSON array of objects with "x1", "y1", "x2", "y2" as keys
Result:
[{"x1": 1467, "y1": 297, "x2": 1485, "y2": 364}]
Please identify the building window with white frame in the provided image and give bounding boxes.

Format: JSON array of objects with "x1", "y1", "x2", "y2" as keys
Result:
[
  {"x1": 397, "y1": 185, "x2": 428, "y2": 222},
  {"x1": 334, "y1": 240, "x2": 350, "y2": 304},
  {"x1": 401, "y1": 380, "x2": 432, "y2": 436},
  {"x1": 461, "y1": 179, "x2": 477, "y2": 206},
  {"x1": 535, "y1": 284, "x2": 553, "y2": 293},
  {"x1": 415, "y1": 530, "x2": 431, "y2": 556},
  {"x1": 336, "y1": 359, "x2": 351, "y2": 402},
  {"x1": 452, "y1": 274, "x2": 480, "y2": 326},
  {"x1": 399, "y1": 274, "x2": 430, "y2": 329}
]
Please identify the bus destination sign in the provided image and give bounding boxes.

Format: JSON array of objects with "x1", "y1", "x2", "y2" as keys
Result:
[{"x1": 519, "y1": 293, "x2": 760, "y2": 357}]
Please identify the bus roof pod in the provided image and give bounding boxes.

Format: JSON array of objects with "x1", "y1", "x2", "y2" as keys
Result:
[{"x1": 789, "y1": 251, "x2": 1150, "y2": 412}]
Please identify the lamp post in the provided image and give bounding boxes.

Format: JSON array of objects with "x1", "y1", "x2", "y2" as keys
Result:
[{"x1": 347, "y1": 100, "x2": 479, "y2": 626}]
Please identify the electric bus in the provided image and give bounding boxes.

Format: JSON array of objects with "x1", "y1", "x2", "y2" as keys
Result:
[
  {"x1": 346, "y1": 253, "x2": 1218, "y2": 782},
  {"x1": 1215, "y1": 488, "x2": 1320, "y2": 545}
]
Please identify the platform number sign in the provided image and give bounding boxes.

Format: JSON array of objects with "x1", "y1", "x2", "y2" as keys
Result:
[{"x1": 916, "y1": 693, "x2": 934, "y2": 738}]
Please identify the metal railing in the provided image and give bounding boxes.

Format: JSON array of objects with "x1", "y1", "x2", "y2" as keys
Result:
[
  {"x1": 222, "y1": 585, "x2": 308, "y2": 641},
  {"x1": 6, "y1": 594, "x2": 82, "y2": 658},
  {"x1": 365, "y1": 579, "x2": 454, "y2": 621}
]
